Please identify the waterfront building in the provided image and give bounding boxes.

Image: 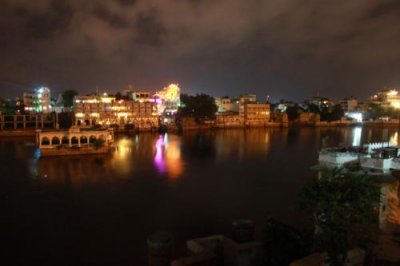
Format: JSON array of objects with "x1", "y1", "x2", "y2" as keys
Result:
[
  {"x1": 215, "y1": 112, "x2": 243, "y2": 128},
  {"x1": 370, "y1": 89, "x2": 400, "y2": 109},
  {"x1": 239, "y1": 103, "x2": 270, "y2": 126},
  {"x1": 341, "y1": 96, "x2": 358, "y2": 112},
  {"x1": 274, "y1": 100, "x2": 297, "y2": 113},
  {"x1": 36, "y1": 127, "x2": 114, "y2": 157},
  {"x1": 23, "y1": 87, "x2": 51, "y2": 113},
  {"x1": 73, "y1": 94, "x2": 158, "y2": 129},
  {"x1": 304, "y1": 96, "x2": 334, "y2": 110},
  {"x1": 239, "y1": 94, "x2": 257, "y2": 104},
  {"x1": 154, "y1": 84, "x2": 181, "y2": 115},
  {"x1": 298, "y1": 112, "x2": 320, "y2": 124},
  {"x1": 214, "y1": 96, "x2": 240, "y2": 113},
  {"x1": 132, "y1": 91, "x2": 151, "y2": 102}
]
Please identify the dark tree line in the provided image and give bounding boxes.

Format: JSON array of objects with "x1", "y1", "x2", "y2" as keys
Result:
[{"x1": 177, "y1": 93, "x2": 217, "y2": 123}]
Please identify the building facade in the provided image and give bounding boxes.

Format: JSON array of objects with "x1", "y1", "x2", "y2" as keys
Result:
[
  {"x1": 23, "y1": 87, "x2": 51, "y2": 113},
  {"x1": 132, "y1": 91, "x2": 151, "y2": 102},
  {"x1": 370, "y1": 89, "x2": 400, "y2": 109},
  {"x1": 73, "y1": 95, "x2": 158, "y2": 129},
  {"x1": 240, "y1": 103, "x2": 270, "y2": 126},
  {"x1": 341, "y1": 97, "x2": 358, "y2": 112},
  {"x1": 214, "y1": 97, "x2": 240, "y2": 113}
]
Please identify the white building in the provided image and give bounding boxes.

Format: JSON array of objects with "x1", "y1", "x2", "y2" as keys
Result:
[
  {"x1": 215, "y1": 96, "x2": 240, "y2": 113},
  {"x1": 341, "y1": 97, "x2": 358, "y2": 112},
  {"x1": 23, "y1": 87, "x2": 51, "y2": 113}
]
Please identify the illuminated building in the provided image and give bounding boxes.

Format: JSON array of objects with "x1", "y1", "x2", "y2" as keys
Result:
[
  {"x1": 23, "y1": 87, "x2": 51, "y2": 113},
  {"x1": 239, "y1": 94, "x2": 257, "y2": 104},
  {"x1": 73, "y1": 94, "x2": 158, "y2": 129},
  {"x1": 154, "y1": 84, "x2": 181, "y2": 115},
  {"x1": 132, "y1": 91, "x2": 151, "y2": 102},
  {"x1": 370, "y1": 89, "x2": 400, "y2": 109},
  {"x1": 340, "y1": 96, "x2": 358, "y2": 112},
  {"x1": 216, "y1": 94, "x2": 270, "y2": 127},
  {"x1": 214, "y1": 96, "x2": 239, "y2": 113},
  {"x1": 304, "y1": 96, "x2": 334, "y2": 110},
  {"x1": 240, "y1": 103, "x2": 271, "y2": 126}
]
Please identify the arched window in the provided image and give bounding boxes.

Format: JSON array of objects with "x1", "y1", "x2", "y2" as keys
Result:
[
  {"x1": 80, "y1": 136, "x2": 88, "y2": 144},
  {"x1": 41, "y1": 137, "x2": 50, "y2": 145},
  {"x1": 71, "y1": 136, "x2": 79, "y2": 145},
  {"x1": 61, "y1": 136, "x2": 69, "y2": 145},
  {"x1": 51, "y1": 137, "x2": 60, "y2": 145},
  {"x1": 89, "y1": 136, "x2": 96, "y2": 144}
]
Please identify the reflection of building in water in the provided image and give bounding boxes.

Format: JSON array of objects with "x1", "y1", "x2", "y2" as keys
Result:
[
  {"x1": 214, "y1": 129, "x2": 272, "y2": 160},
  {"x1": 111, "y1": 138, "x2": 134, "y2": 175},
  {"x1": 352, "y1": 127, "x2": 362, "y2": 147},
  {"x1": 390, "y1": 132, "x2": 398, "y2": 146},
  {"x1": 154, "y1": 134, "x2": 183, "y2": 179},
  {"x1": 35, "y1": 156, "x2": 113, "y2": 188}
]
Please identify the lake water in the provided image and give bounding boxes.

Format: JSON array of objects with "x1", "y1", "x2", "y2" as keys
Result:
[{"x1": 1, "y1": 127, "x2": 398, "y2": 265}]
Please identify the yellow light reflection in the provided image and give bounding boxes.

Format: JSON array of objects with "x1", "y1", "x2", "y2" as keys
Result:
[
  {"x1": 111, "y1": 138, "x2": 133, "y2": 174},
  {"x1": 154, "y1": 134, "x2": 184, "y2": 179},
  {"x1": 390, "y1": 132, "x2": 398, "y2": 146}
]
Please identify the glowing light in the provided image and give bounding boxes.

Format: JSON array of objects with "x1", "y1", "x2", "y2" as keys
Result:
[
  {"x1": 75, "y1": 112, "x2": 84, "y2": 118},
  {"x1": 387, "y1": 90, "x2": 399, "y2": 97},
  {"x1": 100, "y1": 97, "x2": 114, "y2": 103},
  {"x1": 154, "y1": 136, "x2": 166, "y2": 173},
  {"x1": 154, "y1": 83, "x2": 181, "y2": 115},
  {"x1": 392, "y1": 101, "x2": 400, "y2": 109},
  {"x1": 390, "y1": 132, "x2": 398, "y2": 146},
  {"x1": 346, "y1": 112, "x2": 363, "y2": 122},
  {"x1": 117, "y1": 112, "x2": 128, "y2": 118},
  {"x1": 352, "y1": 127, "x2": 362, "y2": 147},
  {"x1": 111, "y1": 138, "x2": 133, "y2": 174},
  {"x1": 90, "y1": 112, "x2": 100, "y2": 117},
  {"x1": 111, "y1": 106, "x2": 126, "y2": 111},
  {"x1": 153, "y1": 134, "x2": 183, "y2": 179}
]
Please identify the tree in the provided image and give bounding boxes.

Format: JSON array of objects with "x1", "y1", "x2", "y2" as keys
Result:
[
  {"x1": 286, "y1": 105, "x2": 301, "y2": 121},
  {"x1": 115, "y1": 92, "x2": 129, "y2": 100},
  {"x1": 300, "y1": 169, "x2": 380, "y2": 265},
  {"x1": 367, "y1": 103, "x2": 384, "y2": 120},
  {"x1": 177, "y1": 93, "x2": 217, "y2": 123},
  {"x1": 328, "y1": 104, "x2": 344, "y2": 122},
  {"x1": 62, "y1": 90, "x2": 78, "y2": 108}
]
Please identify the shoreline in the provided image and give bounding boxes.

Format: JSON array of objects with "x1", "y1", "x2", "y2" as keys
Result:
[{"x1": 1, "y1": 121, "x2": 399, "y2": 137}]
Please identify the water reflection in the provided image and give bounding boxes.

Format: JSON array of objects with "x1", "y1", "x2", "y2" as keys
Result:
[
  {"x1": 154, "y1": 134, "x2": 184, "y2": 179},
  {"x1": 214, "y1": 129, "x2": 272, "y2": 160},
  {"x1": 390, "y1": 132, "x2": 399, "y2": 146},
  {"x1": 22, "y1": 127, "x2": 400, "y2": 188},
  {"x1": 352, "y1": 127, "x2": 362, "y2": 146},
  {"x1": 34, "y1": 156, "x2": 113, "y2": 188},
  {"x1": 111, "y1": 138, "x2": 134, "y2": 175}
]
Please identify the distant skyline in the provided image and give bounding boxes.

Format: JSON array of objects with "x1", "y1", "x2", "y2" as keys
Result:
[{"x1": 1, "y1": 0, "x2": 400, "y2": 101}]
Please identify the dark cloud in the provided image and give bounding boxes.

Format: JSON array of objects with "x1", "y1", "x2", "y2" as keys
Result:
[
  {"x1": 365, "y1": 0, "x2": 400, "y2": 19},
  {"x1": 134, "y1": 11, "x2": 166, "y2": 46},
  {"x1": 0, "y1": 0, "x2": 399, "y2": 101},
  {"x1": 93, "y1": 3, "x2": 129, "y2": 29},
  {"x1": 116, "y1": 0, "x2": 136, "y2": 6},
  {"x1": 23, "y1": 0, "x2": 74, "y2": 39}
]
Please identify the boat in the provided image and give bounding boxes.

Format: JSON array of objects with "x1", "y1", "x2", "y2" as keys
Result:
[{"x1": 35, "y1": 126, "x2": 115, "y2": 157}]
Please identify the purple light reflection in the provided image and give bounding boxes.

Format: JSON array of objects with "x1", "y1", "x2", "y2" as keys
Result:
[{"x1": 154, "y1": 135, "x2": 166, "y2": 174}]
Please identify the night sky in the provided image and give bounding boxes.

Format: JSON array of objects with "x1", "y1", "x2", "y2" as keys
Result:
[{"x1": 1, "y1": 0, "x2": 399, "y2": 101}]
